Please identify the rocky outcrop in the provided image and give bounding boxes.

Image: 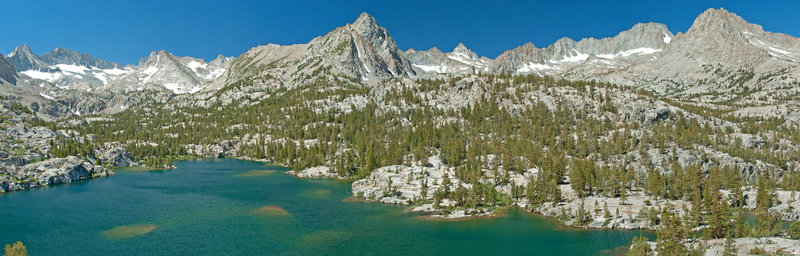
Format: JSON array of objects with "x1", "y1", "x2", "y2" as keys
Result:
[
  {"x1": 0, "y1": 54, "x2": 17, "y2": 85},
  {"x1": 97, "y1": 144, "x2": 135, "y2": 167},
  {"x1": 287, "y1": 166, "x2": 340, "y2": 178},
  {"x1": 700, "y1": 237, "x2": 800, "y2": 256},
  {"x1": 184, "y1": 141, "x2": 238, "y2": 158},
  {"x1": 530, "y1": 185, "x2": 693, "y2": 230},
  {"x1": 353, "y1": 156, "x2": 451, "y2": 204},
  {"x1": 0, "y1": 156, "x2": 112, "y2": 192},
  {"x1": 739, "y1": 190, "x2": 800, "y2": 221}
]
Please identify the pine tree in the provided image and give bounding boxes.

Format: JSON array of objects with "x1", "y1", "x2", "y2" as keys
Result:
[
  {"x1": 626, "y1": 235, "x2": 651, "y2": 256},
  {"x1": 707, "y1": 191, "x2": 732, "y2": 239},
  {"x1": 656, "y1": 210, "x2": 688, "y2": 256}
]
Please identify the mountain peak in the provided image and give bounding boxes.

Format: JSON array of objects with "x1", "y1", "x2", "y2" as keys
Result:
[
  {"x1": 40, "y1": 47, "x2": 121, "y2": 69},
  {"x1": 698, "y1": 7, "x2": 733, "y2": 19},
  {"x1": 150, "y1": 49, "x2": 171, "y2": 56},
  {"x1": 10, "y1": 44, "x2": 34, "y2": 57},
  {"x1": 687, "y1": 8, "x2": 755, "y2": 37},
  {"x1": 141, "y1": 50, "x2": 174, "y2": 66},
  {"x1": 694, "y1": 8, "x2": 743, "y2": 24},
  {"x1": 7, "y1": 44, "x2": 57, "y2": 72},
  {"x1": 427, "y1": 47, "x2": 443, "y2": 54},
  {"x1": 353, "y1": 12, "x2": 378, "y2": 28},
  {"x1": 452, "y1": 43, "x2": 479, "y2": 59},
  {"x1": 453, "y1": 43, "x2": 469, "y2": 53}
]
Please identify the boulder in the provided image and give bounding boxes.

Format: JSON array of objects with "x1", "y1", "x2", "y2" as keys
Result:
[
  {"x1": 288, "y1": 166, "x2": 338, "y2": 178},
  {"x1": 98, "y1": 146, "x2": 134, "y2": 167}
]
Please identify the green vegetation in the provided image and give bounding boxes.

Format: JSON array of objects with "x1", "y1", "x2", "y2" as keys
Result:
[
  {"x1": 626, "y1": 235, "x2": 651, "y2": 256},
  {"x1": 789, "y1": 222, "x2": 800, "y2": 239},
  {"x1": 28, "y1": 72, "x2": 800, "y2": 252},
  {"x1": 3, "y1": 241, "x2": 27, "y2": 256}
]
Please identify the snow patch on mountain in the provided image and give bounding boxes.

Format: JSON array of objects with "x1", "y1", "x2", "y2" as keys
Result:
[
  {"x1": 597, "y1": 48, "x2": 663, "y2": 59},
  {"x1": 21, "y1": 70, "x2": 62, "y2": 82},
  {"x1": 742, "y1": 31, "x2": 794, "y2": 58},
  {"x1": 517, "y1": 62, "x2": 558, "y2": 73},
  {"x1": 551, "y1": 50, "x2": 590, "y2": 63},
  {"x1": 413, "y1": 64, "x2": 449, "y2": 73}
]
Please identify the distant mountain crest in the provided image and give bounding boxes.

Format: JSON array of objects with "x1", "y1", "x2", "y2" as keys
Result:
[
  {"x1": 7, "y1": 44, "x2": 56, "y2": 72},
  {"x1": 40, "y1": 47, "x2": 122, "y2": 69},
  {"x1": 7, "y1": 8, "x2": 800, "y2": 118}
]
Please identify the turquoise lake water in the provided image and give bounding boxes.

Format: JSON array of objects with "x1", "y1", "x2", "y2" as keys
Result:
[{"x1": 0, "y1": 159, "x2": 653, "y2": 255}]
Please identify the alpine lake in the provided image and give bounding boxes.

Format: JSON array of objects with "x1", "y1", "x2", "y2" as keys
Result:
[{"x1": 0, "y1": 159, "x2": 653, "y2": 255}]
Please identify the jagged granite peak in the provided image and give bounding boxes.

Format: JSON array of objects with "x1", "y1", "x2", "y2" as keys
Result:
[
  {"x1": 491, "y1": 22, "x2": 673, "y2": 74},
  {"x1": 351, "y1": 12, "x2": 400, "y2": 58},
  {"x1": 686, "y1": 8, "x2": 755, "y2": 38},
  {"x1": 562, "y1": 7, "x2": 800, "y2": 97},
  {"x1": 7, "y1": 44, "x2": 56, "y2": 72},
  {"x1": 353, "y1": 12, "x2": 379, "y2": 30},
  {"x1": 0, "y1": 54, "x2": 18, "y2": 85},
  {"x1": 546, "y1": 22, "x2": 672, "y2": 62},
  {"x1": 664, "y1": 8, "x2": 800, "y2": 65},
  {"x1": 447, "y1": 43, "x2": 488, "y2": 67},
  {"x1": 491, "y1": 42, "x2": 548, "y2": 73},
  {"x1": 105, "y1": 49, "x2": 226, "y2": 95},
  {"x1": 39, "y1": 47, "x2": 121, "y2": 69},
  {"x1": 209, "y1": 54, "x2": 235, "y2": 68},
  {"x1": 302, "y1": 12, "x2": 416, "y2": 81},
  {"x1": 406, "y1": 47, "x2": 449, "y2": 73},
  {"x1": 406, "y1": 47, "x2": 447, "y2": 63},
  {"x1": 452, "y1": 43, "x2": 479, "y2": 60},
  {"x1": 424, "y1": 47, "x2": 444, "y2": 55},
  {"x1": 407, "y1": 43, "x2": 489, "y2": 74}
]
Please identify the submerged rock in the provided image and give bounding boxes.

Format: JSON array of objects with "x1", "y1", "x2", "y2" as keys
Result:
[{"x1": 101, "y1": 224, "x2": 158, "y2": 240}]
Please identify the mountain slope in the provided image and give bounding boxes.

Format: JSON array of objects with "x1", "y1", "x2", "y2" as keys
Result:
[
  {"x1": 299, "y1": 13, "x2": 416, "y2": 81},
  {"x1": 0, "y1": 54, "x2": 17, "y2": 85},
  {"x1": 407, "y1": 43, "x2": 489, "y2": 74},
  {"x1": 104, "y1": 50, "x2": 227, "y2": 94},
  {"x1": 582, "y1": 8, "x2": 800, "y2": 100},
  {"x1": 8, "y1": 45, "x2": 131, "y2": 90},
  {"x1": 491, "y1": 22, "x2": 673, "y2": 74}
]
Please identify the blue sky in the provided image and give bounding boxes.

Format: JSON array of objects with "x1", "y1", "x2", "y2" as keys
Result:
[{"x1": 1, "y1": 0, "x2": 797, "y2": 65}]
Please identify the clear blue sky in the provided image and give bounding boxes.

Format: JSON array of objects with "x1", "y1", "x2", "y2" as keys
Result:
[{"x1": 1, "y1": 0, "x2": 797, "y2": 65}]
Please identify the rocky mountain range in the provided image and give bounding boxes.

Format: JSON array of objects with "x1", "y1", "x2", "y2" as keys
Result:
[
  {"x1": 3, "y1": 8, "x2": 800, "y2": 254},
  {"x1": 406, "y1": 43, "x2": 490, "y2": 74},
  {"x1": 0, "y1": 8, "x2": 798, "y2": 120}
]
